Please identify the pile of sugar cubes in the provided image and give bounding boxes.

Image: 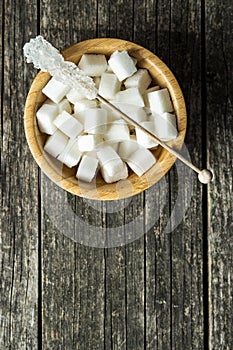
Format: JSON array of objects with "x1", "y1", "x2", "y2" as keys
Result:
[{"x1": 36, "y1": 50, "x2": 178, "y2": 183}]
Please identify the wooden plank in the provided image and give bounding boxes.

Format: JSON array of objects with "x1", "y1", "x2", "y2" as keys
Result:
[
  {"x1": 205, "y1": 0, "x2": 233, "y2": 349},
  {"x1": 169, "y1": 0, "x2": 205, "y2": 349},
  {"x1": 39, "y1": 1, "x2": 106, "y2": 349},
  {"x1": 0, "y1": 0, "x2": 39, "y2": 349},
  {"x1": 133, "y1": 1, "x2": 172, "y2": 349}
]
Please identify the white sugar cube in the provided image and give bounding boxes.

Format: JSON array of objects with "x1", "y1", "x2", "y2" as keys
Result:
[
  {"x1": 104, "y1": 120, "x2": 130, "y2": 142},
  {"x1": 97, "y1": 145, "x2": 124, "y2": 176},
  {"x1": 114, "y1": 102, "x2": 147, "y2": 124},
  {"x1": 36, "y1": 102, "x2": 58, "y2": 135},
  {"x1": 57, "y1": 99, "x2": 72, "y2": 114},
  {"x1": 57, "y1": 138, "x2": 82, "y2": 168},
  {"x1": 66, "y1": 88, "x2": 86, "y2": 104},
  {"x1": 116, "y1": 87, "x2": 145, "y2": 107},
  {"x1": 108, "y1": 50, "x2": 137, "y2": 81},
  {"x1": 76, "y1": 155, "x2": 99, "y2": 182},
  {"x1": 124, "y1": 69, "x2": 152, "y2": 93},
  {"x1": 45, "y1": 98, "x2": 72, "y2": 114},
  {"x1": 42, "y1": 77, "x2": 70, "y2": 103},
  {"x1": 74, "y1": 99, "x2": 98, "y2": 114},
  {"x1": 84, "y1": 108, "x2": 108, "y2": 134},
  {"x1": 118, "y1": 139, "x2": 140, "y2": 161},
  {"x1": 126, "y1": 148, "x2": 156, "y2": 176},
  {"x1": 143, "y1": 86, "x2": 160, "y2": 107},
  {"x1": 135, "y1": 121, "x2": 159, "y2": 149},
  {"x1": 78, "y1": 54, "x2": 107, "y2": 77},
  {"x1": 53, "y1": 111, "x2": 83, "y2": 138},
  {"x1": 100, "y1": 102, "x2": 121, "y2": 120},
  {"x1": 152, "y1": 112, "x2": 178, "y2": 141},
  {"x1": 100, "y1": 162, "x2": 128, "y2": 183},
  {"x1": 44, "y1": 129, "x2": 69, "y2": 158},
  {"x1": 148, "y1": 88, "x2": 174, "y2": 114},
  {"x1": 98, "y1": 73, "x2": 121, "y2": 99},
  {"x1": 100, "y1": 141, "x2": 119, "y2": 153},
  {"x1": 78, "y1": 134, "x2": 103, "y2": 152}
]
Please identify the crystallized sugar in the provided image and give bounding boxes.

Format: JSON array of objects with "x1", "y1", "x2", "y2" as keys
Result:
[{"x1": 66, "y1": 87, "x2": 86, "y2": 104}]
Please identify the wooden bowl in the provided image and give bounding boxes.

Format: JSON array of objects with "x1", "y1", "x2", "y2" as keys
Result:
[{"x1": 24, "y1": 38, "x2": 187, "y2": 200}]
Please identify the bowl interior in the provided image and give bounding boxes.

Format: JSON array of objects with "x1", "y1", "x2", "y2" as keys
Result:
[{"x1": 24, "y1": 38, "x2": 187, "y2": 200}]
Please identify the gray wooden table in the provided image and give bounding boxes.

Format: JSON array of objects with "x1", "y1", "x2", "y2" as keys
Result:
[{"x1": 1, "y1": 0, "x2": 232, "y2": 349}]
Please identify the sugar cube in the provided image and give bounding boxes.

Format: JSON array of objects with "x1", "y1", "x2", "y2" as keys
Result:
[
  {"x1": 135, "y1": 121, "x2": 159, "y2": 149},
  {"x1": 147, "y1": 88, "x2": 174, "y2": 114},
  {"x1": 53, "y1": 111, "x2": 83, "y2": 138},
  {"x1": 104, "y1": 120, "x2": 130, "y2": 142},
  {"x1": 118, "y1": 139, "x2": 140, "y2": 161},
  {"x1": 151, "y1": 112, "x2": 178, "y2": 141},
  {"x1": 76, "y1": 155, "x2": 99, "y2": 182},
  {"x1": 78, "y1": 54, "x2": 107, "y2": 76},
  {"x1": 84, "y1": 108, "x2": 108, "y2": 134},
  {"x1": 114, "y1": 102, "x2": 147, "y2": 124},
  {"x1": 143, "y1": 86, "x2": 160, "y2": 107},
  {"x1": 36, "y1": 102, "x2": 58, "y2": 135},
  {"x1": 42, "y1": 77, "x2": 70, "y2": 103},
  {"x1": 126, "y1": 148, "x2": 156, "y2": 176},
  {"x1": 44, "y1": 129, "x2": 69, "y2": 158},
  {"x1": 108, "y1": 50, "x2": 137, "y2": 81},
  {"x1": 124, "y1": 69, "x2": 152, "y2": 93},
  {"x1": 77, "y1": 134, "x2": 103, "y2": 152},
  {"x1": 98, "y1": 72, "x2": 121, "y2": 99},
  {"x1": 57, "y1": 138, "x2": 82, "y2": 168},
  {"x1": 116, "y1": 87, "x2": 145, "y2": 107},
  {"x1": 97, "y1": 145, "x2": 124, "y2": 176},
  {"x1": 74, "y1": 99, "x2": 98, "y2": 114},
  {"x1": 97, "y1": 145, "x2": 128, "y2": 182},
  {"x1": 66, "y1": 88, "x2": 86, "y2": 104},
  {"x1": 100, "y1": 162, "x2": 128, "y2": 184}
]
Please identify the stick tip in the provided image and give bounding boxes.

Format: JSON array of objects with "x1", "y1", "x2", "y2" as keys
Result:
[{"x1": 198, "y1": 169, "x2": 213, "y2": 184}]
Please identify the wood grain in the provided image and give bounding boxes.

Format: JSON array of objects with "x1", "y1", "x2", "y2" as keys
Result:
[
  {"x1": 205, "y1": 0, "x2": 233, "y2": 348},
  {"x1": 0, "y1": 0, "x2": 39, "y2": 349},
  {"x1": 169, "y1": 1, "x2": 205, "y2": 348},
  {"x1": 1, "y1": 0, "x2": 232, "y2": 349}
]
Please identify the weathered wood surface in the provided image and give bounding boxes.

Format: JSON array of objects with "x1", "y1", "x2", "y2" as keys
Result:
[
  {"x1": 206, "y1": 0, "x2": 233, "y2": 349},
  {"x1": 0, "y1": 1, "x2": 232, "y2": 350}
]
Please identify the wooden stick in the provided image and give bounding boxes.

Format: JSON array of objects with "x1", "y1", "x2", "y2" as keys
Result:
[{"x1": 97, "y1": 94, "x2": 213, "y2": 184}]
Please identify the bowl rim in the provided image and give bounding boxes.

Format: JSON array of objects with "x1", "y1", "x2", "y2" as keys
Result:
[{"x1": 24, "y1": 37, "x2": 187, "y2": 200}]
